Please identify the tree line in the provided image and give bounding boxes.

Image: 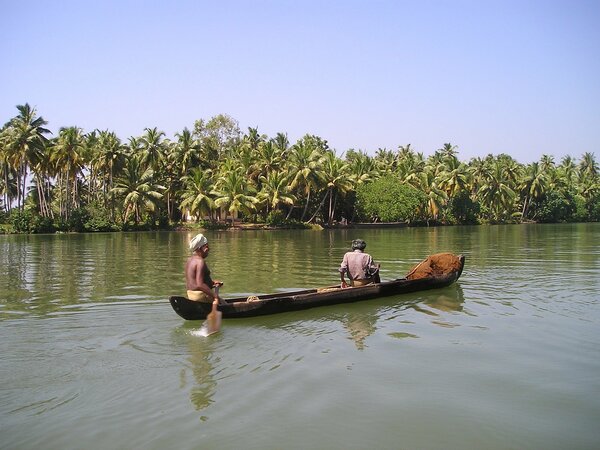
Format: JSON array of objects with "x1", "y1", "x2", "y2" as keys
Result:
[{"x1": 1, "y1": 103, "x2": 598, "y2": 233}]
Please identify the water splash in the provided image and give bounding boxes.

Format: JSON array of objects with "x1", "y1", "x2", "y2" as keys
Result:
[{"x1": 189, "y1": 323, "x2": 210, "y2": 337}]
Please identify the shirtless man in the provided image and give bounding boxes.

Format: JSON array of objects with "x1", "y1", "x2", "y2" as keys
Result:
[{"x1": 185, "y1": 233, "x2": 224, "y2": 303}]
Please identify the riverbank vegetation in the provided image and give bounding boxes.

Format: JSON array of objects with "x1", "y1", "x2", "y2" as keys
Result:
[{"x1": 1, "y1": 103, "x2": 598, "y2": 233}]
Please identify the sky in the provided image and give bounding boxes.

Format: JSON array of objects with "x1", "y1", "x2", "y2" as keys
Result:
[{"x1": 1, "y1": 0, "x2": 599, "y2": 164}]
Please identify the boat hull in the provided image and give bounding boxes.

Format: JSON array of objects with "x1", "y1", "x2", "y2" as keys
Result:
[{"x1": 170, "y1": 255, "x2": 465, "y2": 320}]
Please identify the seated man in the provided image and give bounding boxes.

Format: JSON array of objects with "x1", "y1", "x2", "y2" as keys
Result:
[{"x1": 339, "y1": 239, "x2": 381, "y2": 288}]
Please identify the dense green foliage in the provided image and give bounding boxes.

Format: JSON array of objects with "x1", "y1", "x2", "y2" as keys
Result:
[
  {"x1": 1, "y1": 104, "x2": 598, "y2": 233},
  {"x1": 356, "y1": 176, "x2": 426, "y2": 222}
]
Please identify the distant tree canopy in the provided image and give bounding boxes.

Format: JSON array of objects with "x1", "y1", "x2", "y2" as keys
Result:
[
  {"x1": 1, "y1": 103, "x2": 599, "y2": 233},
  {"x1": 355, "y1": 175, "x2": 426, "y2": 223}
]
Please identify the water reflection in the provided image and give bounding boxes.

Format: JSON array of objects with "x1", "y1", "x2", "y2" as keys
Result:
[
  {"x1": 174, "y1": 324, "x2": 217, "y2": 415},
  {"x1": 406, "y1": 285, "x2": 465, "y2": 319},
  {"x1": 250, "y1": 284, "x2": 466, "y2": 350},
  {"x1": 423, "y1": 284, "x2": 465, "y2": 313},
  {"x1": 342, "y1": 312, "x2": 377, "y2": 350}
]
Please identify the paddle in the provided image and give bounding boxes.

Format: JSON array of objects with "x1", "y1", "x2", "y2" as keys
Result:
[{"x1": 205, "y1": 285, "x2": 222, "y2": 336}]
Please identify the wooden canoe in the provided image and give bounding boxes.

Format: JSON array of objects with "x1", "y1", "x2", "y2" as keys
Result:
[{"x1": 170, "y1": 254, "x2": 465, "y2": 321}]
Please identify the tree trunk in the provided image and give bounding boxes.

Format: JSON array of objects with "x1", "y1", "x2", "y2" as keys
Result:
[
  {"x1": 308, "y1": 191, "x2": 329, "y2": 223},
  {"x1": 328, "y1": 188, "x2": 335, "y2": 224},
  {"x1": 301, "y1": 189, "x2": 311, "y2": 221},
  {"x1": 521, "y1": 195, "x2": 529, "y2": 220},
  {"x1": 329, "y1": 191, "x2": 338, "y2": 224}
]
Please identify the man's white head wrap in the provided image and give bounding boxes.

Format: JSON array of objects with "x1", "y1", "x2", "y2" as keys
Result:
[{"x1": 189, "y1": 233, "x2": 208, "y2": 252}]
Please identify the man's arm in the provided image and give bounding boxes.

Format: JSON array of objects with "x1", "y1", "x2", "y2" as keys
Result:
[{"x1": 339, "y1": 253, "x2": 349, "y2": 288}]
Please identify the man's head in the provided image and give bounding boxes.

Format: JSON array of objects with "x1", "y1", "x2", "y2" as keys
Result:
[
  {"x1": 351, "y1": 239, "x2": 367, "y2": 251},
  {"x1": 189, "y1": 233, "x2": 209, "y2": 254}
]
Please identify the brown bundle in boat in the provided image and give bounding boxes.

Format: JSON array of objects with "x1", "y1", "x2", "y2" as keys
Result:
[{"x1": 406, "y1": 253, "x2": 463, "y2": 280}]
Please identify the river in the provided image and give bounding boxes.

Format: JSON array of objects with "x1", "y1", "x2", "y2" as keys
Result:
[{"x1": 1, "y1": 224, "x2": 599, "y2": 449}]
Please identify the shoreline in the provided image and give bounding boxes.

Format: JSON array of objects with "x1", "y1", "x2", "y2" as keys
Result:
[{"x1": 3, "y1": 220, "x2": 592, "y2": 235}]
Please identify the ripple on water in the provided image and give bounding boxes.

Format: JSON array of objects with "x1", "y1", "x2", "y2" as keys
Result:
[{"x1": 2, "y1": 226, "x2": 600, "y2": 450}]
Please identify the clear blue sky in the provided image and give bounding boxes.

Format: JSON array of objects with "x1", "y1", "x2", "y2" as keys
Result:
[{"x1": 2, "y1": 0, "x2": 599, "y2": 163}]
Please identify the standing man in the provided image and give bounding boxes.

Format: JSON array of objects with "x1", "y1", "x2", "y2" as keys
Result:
[
  {"x1": 339, "y1": 239, "x2": 381, "y2": 288},
  {"x1": 185, "y1": 233, "x2": 223, "y2": 303}
]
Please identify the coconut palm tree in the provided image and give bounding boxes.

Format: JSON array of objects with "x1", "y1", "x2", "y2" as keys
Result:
[
  {"x1": 174, "y1": 127, "x2": 201, "y2": 175},
  {"x1": 408, "y1": 168, "x2": 447, "y2": 223},
  {"x1": 92, "y1": 130, "x2": 125, "y2": 211},
  {"x1": 257, "y1": 171, "x2": 296, "y2": 215},
  {"x1": 437, "y1": 158, "x2": 470, "y2": 199},
  {"x1": 252, "y1": 141, "x2": 284, "y2": 181},
  {"x1": 138, "y1": 127, "x2": 167, "y2": 172},
  {"x1": 213, "y1": 169, "x2": 259, "y2": 222},
  {"x1": 244, "y1": 126, "x2": 265, "y2": 154},
  {"x1": 287, "y1": 137, "x2": 325, "y2": 221},
  {"x1": 467, "y1": 156, "x2": 487, "y2": 195},
  {"x1": 374, "y1": 148, "x2": 396, "y2": 174},
  {"x1": 477, "y1": 159, "x2": 517, "y2": 222},
  {"x1": 396, "y1": 145, "x2": 425, "y2": 182},
  {"x1": 346, "y1": 150, "x2": 378, "y2": 187},
  {"x1": 316, "y1": 151, "x2": 352, "y2": 224},
  {"x1": 540, "y1": 154, "x2": 555, "y2": 172},
  {"x1": 272, "y1": 132, "x2": 289, "y2": 154},
  {"x1": 2, "y1": 103, "x2": 51, "y2": 210},
  {"x1": 559, "y1": 155, "x2": 577, "y2": 190},
  {"x1": 0, "y1": 139, "x2": 18, "y2": 213},
  {"x1": 519, "y1": 162, "x2": 548, "y2": 220},
  {"x1": 111, "y1": 156, "x2": 165, "y2": 224},
  {"x1": 579, "y1": 152, "x2": 598, "y2": 181},
  {"x1": 51, "y1": 126, "x2": 86, "y2": 219},
  {"x1": 179, "y1": 167, "x2": 215, "y2": 221},
  {"x1": 29, "y1": 142, "x2": 54, "y2": 218}
]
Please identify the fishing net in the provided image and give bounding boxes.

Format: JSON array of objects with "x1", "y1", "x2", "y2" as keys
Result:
[{"x1": 406, "y1": 253, "x2": 462, "y2": 280}]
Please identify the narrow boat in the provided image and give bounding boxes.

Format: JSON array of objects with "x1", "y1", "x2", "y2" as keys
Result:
[{"x1": 170, "y1": 253, "x2": 465, "y2": 321}]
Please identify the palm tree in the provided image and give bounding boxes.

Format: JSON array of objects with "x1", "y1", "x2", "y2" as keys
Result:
[
  {"x1": 213, "y1": 170, "x2": 259, "y2": 222},
  {"x1": 252, "y1": 141, "x2": 284, "y2": 181},
  {"x1": 111, "y1": 156, "x2": 165, "y2": 224},
  {"x1": 257, "y1": 171, "x2": 296, "y2": 215},
  {"x1": 316, "y1": 151, "x2": 352, "y2": 224},
  {"x1": 287, "y1": 137, "x2": 325, "y2": 221},
  {"x1": 467, "y1": 157, "x2": 487, "y2": 194},
  {"x1": 409, "y1": 169, "x2": 447, "y2": 223},
  {"x1": 437, "y1": 158, "x2": 470, "y2": 198},
  {"x1": 174, "y1": 127, "x2": 201, "y2": 175},
  {"x1": 51, "y1": 126, "x2": 86, "y2": 218},
  {"x1": 0, "y1": 128, "x2": 15, "y2": 212},
  {"x1": 244, "y1": 126, "x2": 265, "y2": 154},
  {"x1": 519, "y1": 162, "x2": 548, "y2": 219},
  {"x1": 436, "y1": 143, "x2": 459, "y2": 173},
  {"x1": 540, "y1": 154, "x2": 555, "y2": 172},
  {"x1": 477, "y1": 159, "x2": 517, "y2": 222},
  {"x1": 272, "y1": 132, "x2": 289, "y2": 154},
  {"x1": 179, "y1": 167, "x2": 215, "y2": 221},
  {"x1": 92, "y1": 130, "x2": 125, "y2": 211},
  {"x1": 579, "y1": 152, "x2": 598, "y2": 181},
  {"x1": 559, "y1": 155, "x2": 577, "y2": 190},
  {"x1": 374, "y1": 148, "x2": 396, "y2": 174},
  {"x1": 346, "y1": 150, "x2": 378, "y2": 187},
  {"x1": 2, "y1": 103, "x2": 51, "y2": 210},
  {"x1": 29, "y1": 141, "x2": 54, "y2": 218},
  {"x1": 396, "y1": 145, "x2": 425, "y2": 182},
  {"x1": 138, "y1": 127, "x2": 167, "y2": 172},
  {"x1": 0, "y1": 137, "x2": 18, "y2": 213}
]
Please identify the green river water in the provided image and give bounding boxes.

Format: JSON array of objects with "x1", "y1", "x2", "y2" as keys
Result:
[{"x1": 1, "y1": 224, "x2": 599, "y2": 449}]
